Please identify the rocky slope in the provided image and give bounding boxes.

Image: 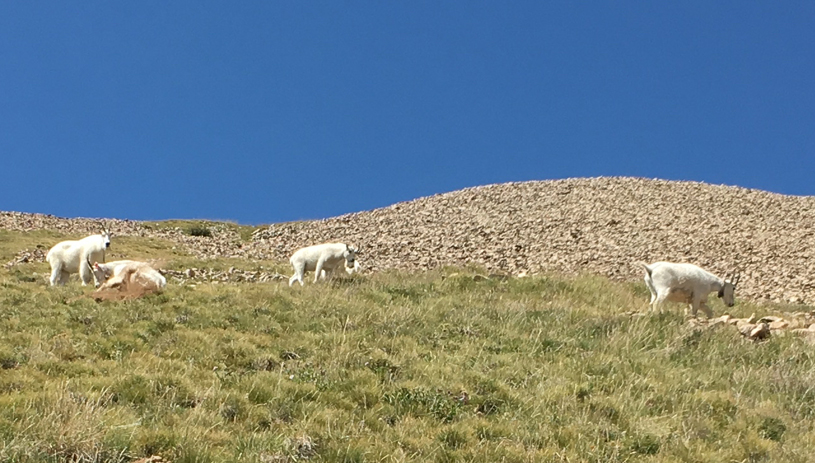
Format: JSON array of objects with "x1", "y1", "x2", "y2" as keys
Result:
[
  {"x1": 248, "y1": 177, "x2": 815, "y2": 304},
  {"x1": 3, "y1": 177, "x2": 814, "y2": 304}
]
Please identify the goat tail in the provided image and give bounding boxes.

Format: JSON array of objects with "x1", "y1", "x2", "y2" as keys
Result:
[{"x1": 636, "y1": 261, "x2": 652, "y2": 276}]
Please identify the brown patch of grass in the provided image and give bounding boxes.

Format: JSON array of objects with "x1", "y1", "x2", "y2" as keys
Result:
[{"x1": 91, "y1": 285, "x2": 161, "y2": 302}]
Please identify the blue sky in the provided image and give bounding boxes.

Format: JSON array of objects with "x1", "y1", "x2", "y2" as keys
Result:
[{"x1": 2, "y1": 2, "x2": 813, "y2": 224}]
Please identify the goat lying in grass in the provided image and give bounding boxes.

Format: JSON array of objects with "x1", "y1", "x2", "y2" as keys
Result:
[
  {"x1": 46, "y1": 225, "x2": 111, "y2": 286},
  {"x1": 639, "y1": 261, "x2": 740, "y2": 317},
  {"x1": 90, "y1": 260, "x2": 166, "y2": 289},
  {"x1": 90, "y1": 259, "x2": 166, "y2": 300},
  {"x1": 289, "y1": 243, "x2": 359, "y2": 286}
]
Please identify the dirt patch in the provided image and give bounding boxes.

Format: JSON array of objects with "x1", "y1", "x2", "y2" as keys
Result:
[{"x1": 91, "y1": 284, "x2": 162, "y2": 302}]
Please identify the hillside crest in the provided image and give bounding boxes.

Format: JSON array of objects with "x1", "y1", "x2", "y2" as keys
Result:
[{"x1": 3, "y1": 177, "x2": 814, "y2": 304}]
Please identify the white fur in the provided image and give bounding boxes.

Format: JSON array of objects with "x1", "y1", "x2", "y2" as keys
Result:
[
  {"x1": 289, "y1": 243, "x2": 358, "y2": 286},
  {"x1": 93, "y1": 260, "x2": 166, "y2": 291},
  {"x1": 639, "y1": 261, "x2": 740, "y2": 317},
  {"x1": 46, "y1": 232, "x2": 111, "y2": 286}
]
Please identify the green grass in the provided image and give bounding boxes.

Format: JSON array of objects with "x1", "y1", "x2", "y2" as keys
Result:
[
  {"x1": 1, "y1": 230, "x2": 814, "y2": 462},
  {"x1": 0, "y1": 229, "x2": 63, "y2": 260}
]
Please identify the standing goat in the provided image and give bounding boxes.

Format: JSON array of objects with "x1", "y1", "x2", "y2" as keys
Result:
[
  {"x1": 639, "y1": 261, "x2": 740, "y2": 317},
  {"x1": 46, "y1": 224, "x2": 111, "y2": 286},
  {"x1": 289, "y1": 243, "x2": 359, "y2": 286}
]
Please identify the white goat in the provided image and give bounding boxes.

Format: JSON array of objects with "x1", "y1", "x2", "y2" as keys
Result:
[
  {"x1": 46, "y1": 226, "x2": 111, "y2": 286},
  {"x1": 289, "y1": 243, "x2": 359, "y2": 286},
  {"x1": 88, "y1": 259, "x2": 135, "y2": 285},
  {"x1": 92, "y1": 260, "x2": 166, "y2": 292},
  {"x1": 639, "y1": 261, "x2": 740, "y2": 317}
]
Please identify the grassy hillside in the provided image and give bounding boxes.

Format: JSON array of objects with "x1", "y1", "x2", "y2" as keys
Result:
[{"x1": 1, "y1": 227, "x2": 814, "y2": 462}]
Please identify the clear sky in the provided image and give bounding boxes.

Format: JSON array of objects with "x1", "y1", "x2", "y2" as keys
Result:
[{"x1": 2, "y1": 2, "x2": 813, "y2": 224}]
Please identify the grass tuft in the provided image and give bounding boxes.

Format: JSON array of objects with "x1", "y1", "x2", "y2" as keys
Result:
[{"x1": 187, "y1": 225, "x2": 212, "y2": 237}]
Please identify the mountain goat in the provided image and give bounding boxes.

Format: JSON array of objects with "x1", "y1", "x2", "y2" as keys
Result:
[
  {"x1": 289, "y1": 243, "x2": 359, "y2": 286},
  {"x1": 46, "y1": 226, "x2": 111, "y2": 286},
  {"x1": 91, "y1": 259, "x2": 166, "y2": 293},
  {"x1": 639, "y1": 261, "x2": 740, "y2": 317},
  {"x1": 90, "y1": 259, "x2": 167, "y2": 290}
]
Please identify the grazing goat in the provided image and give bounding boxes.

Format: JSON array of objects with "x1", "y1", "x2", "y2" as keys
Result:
[
  {"x1": 639, "y1": 261, "x2": 740, "y2": 317},
  {"x1": 289, "y1": 243, "x2": 359, "y2": 286},
  {"x1": 92, "y1": 260, "x2": 166, "y2": 293},
  {"x1": 46, "y1": 226, "x2": 111, "y2": 286}
]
